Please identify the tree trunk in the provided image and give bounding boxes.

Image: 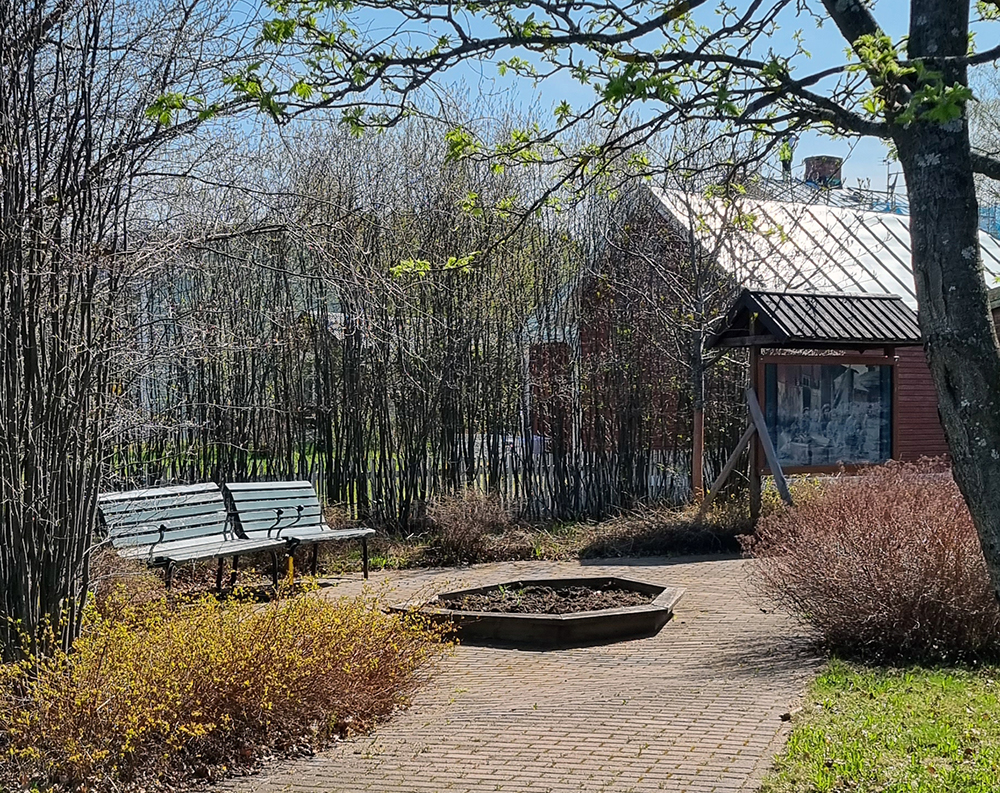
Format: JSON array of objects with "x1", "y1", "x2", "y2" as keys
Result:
[
  {"x1": 896, "y1": 0, "x2": 1000, "y2": 599},
  {"x1": 691, "y1": 329, "x2": 705, "y2": 501}
]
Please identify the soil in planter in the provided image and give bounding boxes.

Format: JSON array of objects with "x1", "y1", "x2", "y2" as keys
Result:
[{"x1": 441, "y1": 583, "x2": 653, "y2": 615}]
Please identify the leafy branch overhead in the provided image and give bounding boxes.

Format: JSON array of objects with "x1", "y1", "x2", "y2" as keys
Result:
[{"x1": 235, "y1": 0, "x2": 1000, "y2": 177}]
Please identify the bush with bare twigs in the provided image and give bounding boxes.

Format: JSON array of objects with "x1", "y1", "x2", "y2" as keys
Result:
[
  {"x1": 88, "y1": 550, "x2": 165, "y2": 614},
  {"x1": 0, "y1": 589, "x2": 446, "y2": 791},
  {"x1": 745, "y1": 460, "x2": 1000, "y2": 661},
  {"x1": 580, "y1": 500, "x2": 751, "y2": 558},
  {"x1": 426, "y1": 491, "x2": 529, "y2": 564}
]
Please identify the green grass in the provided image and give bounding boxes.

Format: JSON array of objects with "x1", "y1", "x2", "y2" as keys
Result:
[{"x1": 762, "y1": 660, "x2": 1000, "y2": 793}]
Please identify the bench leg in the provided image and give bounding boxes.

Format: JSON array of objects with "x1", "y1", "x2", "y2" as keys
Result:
[
  {"x1": 165, "y1": 562, "x2": 175, "y2": 590},
  {"x1": 362, "y1": 537, "x2": 369, "y2": 580},
  {"x1": 310, "y1": 544, "x2": 319, "y2": 577},
  {"x1": 229, "y1": 556, "x2": 240, "y2": 589},
  {"x1": 269, "y1": 551, "x2": 279, "y2": 589},
  {"x1": 216, "y1": 557, "x2": 225, "y2": 591}
]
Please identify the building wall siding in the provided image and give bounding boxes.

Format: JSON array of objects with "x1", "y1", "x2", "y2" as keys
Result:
[
  {"x1": 895, "y1": 308, "x2": 1000, "y2": 461},
  {"x1": 895, "y1": 346, "x2": 949, "y2": 461}
]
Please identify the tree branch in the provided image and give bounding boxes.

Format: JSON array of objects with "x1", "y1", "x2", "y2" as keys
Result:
[
  {"x1": 819, "y1": 0, "x2": 883, "y2": 55},
  {"x1": 972, "y1": 151, "x2": 1000, "y2": 181}
]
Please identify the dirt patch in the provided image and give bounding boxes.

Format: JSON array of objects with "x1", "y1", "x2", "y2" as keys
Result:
[{"x1": 440, "y1": 583, "x2": 653, "y2": 615}]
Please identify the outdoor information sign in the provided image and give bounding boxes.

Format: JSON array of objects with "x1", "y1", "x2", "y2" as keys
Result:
[{"x1": 762, "y1": 360, "x2": 893, "y2": 468}]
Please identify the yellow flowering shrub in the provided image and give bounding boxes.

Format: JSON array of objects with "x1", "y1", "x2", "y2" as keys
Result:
[{"x1": 0, "y1": 589, "x2": 446, "y2": 791}]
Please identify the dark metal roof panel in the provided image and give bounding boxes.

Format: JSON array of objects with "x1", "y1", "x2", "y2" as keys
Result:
[{"x1": 708, "y1": 289, "x2": 923, "y2": 349}]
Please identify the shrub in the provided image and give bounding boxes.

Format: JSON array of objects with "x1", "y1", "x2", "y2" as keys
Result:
[
  {"x1": 426, "y1": 490, "x2": 526, "y2": 564},
  {"x1": 745, "y1": 460, "x2": 1000, "y2": 661},
  {"x1": 580, "y1": 501, "x2": 751, "y2": 559},
  {"x1": 88, "y1": 549, "x2": 165, "y2": 614},
  {"x1": 0, "y1": 589, "x2": 446, "y2": 791}
]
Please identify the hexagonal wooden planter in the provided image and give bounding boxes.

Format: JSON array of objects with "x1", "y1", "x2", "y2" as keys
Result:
[{"x1": 390, "y1": 576, "x2": 683, "y2": 649}]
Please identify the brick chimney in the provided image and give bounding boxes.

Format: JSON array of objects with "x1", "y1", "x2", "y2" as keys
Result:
[{"x1": 804, "y1": 156, "x2": 843, "y2": 188}]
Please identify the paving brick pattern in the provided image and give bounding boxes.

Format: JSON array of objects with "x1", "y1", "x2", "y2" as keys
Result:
[{"x1": 223, "y1": 556, "x2": 819, "y2": 793}]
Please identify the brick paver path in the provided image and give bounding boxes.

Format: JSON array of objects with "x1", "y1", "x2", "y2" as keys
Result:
[{"x1": 224, "y1": 556, "x2": 819, "y2": 793}]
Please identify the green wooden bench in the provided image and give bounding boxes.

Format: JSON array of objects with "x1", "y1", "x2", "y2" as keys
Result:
[
  {"x1": 224, "y1": 481, "x2": 375, "y2": 578},
  {"x1": 97, "y1": 483, "x2": 286, "y2": 589}
]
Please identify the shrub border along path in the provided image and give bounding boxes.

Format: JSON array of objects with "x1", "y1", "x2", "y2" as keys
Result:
[{"x1": 222, "y1": 556, "x2": 819, "y2": 793}]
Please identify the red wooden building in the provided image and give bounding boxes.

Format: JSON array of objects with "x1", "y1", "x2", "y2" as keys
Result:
[{"x1": 527, "y1": 183, "x2": 1000, "y2": 488}]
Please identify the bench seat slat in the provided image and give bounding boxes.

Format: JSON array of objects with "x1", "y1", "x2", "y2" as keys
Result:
[
  {"x1": 239, "y1": 521, "x2": 324, "y2": 538},
  {"x1": 226, "y1": 491, "x2": 318, "y2": 506},
  {"x1": 281, "y1": 527, "x2": 375, "y2": 542},
  {"x1": 111, "y1": 523, "x2": 231, "y2": 548},
  {"x1": 114, "y1": 535, "x2": 274, "y2": 559},
  {"x1": 230, "y1": 508, "x2": 317, "y2": 523},
  {"x1": 234, "y1": 503, "x2": 323, "y2": 516},
  {"x1": 237, "y1": 509, "x2": 323, "y2": 520},
  {"x1": 229, "y1": 501, "x2": 319, "y2": 517},
  {"x1": 148, "y1": 537, "x2": 285, "y2": 565},
  {"x1": 99, "y1": 490, "x2": 223, "y2": 513},
  {"x1": 101, "y1": 501, "x2": 226, "y2": 526},
  {"x1": 99, "y1": 483, "x2": 222, "y2": 508},
  {"x1": 107, "y1": 510, "x2": 228, "y2": 533},
  {"x1": 157, "y1": 537, "x2": 285, "y2": 563},
  {"x1": 226, "y1": 481, "x2": 316, "y2": 492}
]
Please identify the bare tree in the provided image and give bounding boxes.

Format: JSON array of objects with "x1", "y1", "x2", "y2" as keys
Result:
[
  {"x1": 0, "y1": 0, "x2": 259, "y2": 658},
  {"x1": 99, "y1": 102, "x2": 762, "y2": 530}
]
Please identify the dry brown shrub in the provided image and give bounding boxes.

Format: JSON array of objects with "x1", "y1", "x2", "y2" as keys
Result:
[
  {"x1": 745, "y1": 460, "x2": 1000, "y2": 661},
  {"x1": 88, "y1": 549, "x2": 165, "y2": 615},
  {"x1": 322, "y1": 503, "x2": 356, "y2": 529},
  {"x1": 0, "y1": 589, "x2": 446, "y2": 791},
  {"x1": 91, "y1": 551, "x2": 267, "y2": 597},
  {"x1": 426, "y1": 490, "x2": 525, "y2": 564},
  {"x1": 580, "y1": 500, "x2": 750, "y2": 559}
]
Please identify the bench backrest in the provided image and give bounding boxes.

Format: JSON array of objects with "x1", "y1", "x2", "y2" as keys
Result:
[
  {"x1": 224, "y1": 481, "x2": 324, "y2": 539},
  {"x1": 98, "y1": 483, "x2": 230, "y2": 549}
]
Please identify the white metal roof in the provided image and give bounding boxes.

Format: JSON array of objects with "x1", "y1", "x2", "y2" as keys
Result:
[
  {"x1": 648, "y1": 185, "x2": 1000, "y2": 308},
  {"x1": 747, "y1": 177, "x2": 911, "y2": 214}
]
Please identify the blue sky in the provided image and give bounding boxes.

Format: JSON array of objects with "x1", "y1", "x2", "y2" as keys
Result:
[
  {"x1": 259, "y1": 0, "x2": 997, "y2": 195},
  {"x1": 388, "y1": 0, "x2": 973, "y2": 193}
]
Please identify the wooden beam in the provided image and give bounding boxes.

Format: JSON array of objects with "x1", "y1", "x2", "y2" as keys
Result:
[
  {"x1": 749, "y1": 347, "x2": 762, "y2": 523},
  {"x1": 713, "y1": 339, "x2": 921, "y2": 352},
  {"x1": 692, "y1": 406, "x2": 705, "y2": 501},
  {"x1": 709, "y1": 334, "x2": 783, "y2": 348},
  {"x1": 746, "y1": 387, "x2": 793, "y2": 506},
  {"x1": 697, "y1": 423, "x2": 756, "y2": 519}
]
